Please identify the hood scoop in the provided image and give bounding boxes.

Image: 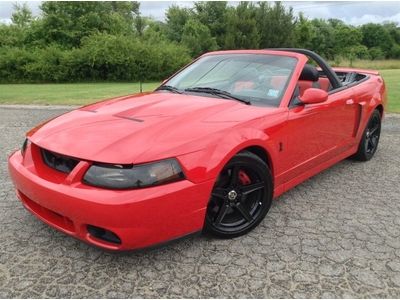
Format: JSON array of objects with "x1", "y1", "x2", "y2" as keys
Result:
[
  {"x1": 115, "y1": 115, "x2": 144, "y2": 123},
  {"x1": 112, "y1": 103, "x2": 177, "y2": 123}
]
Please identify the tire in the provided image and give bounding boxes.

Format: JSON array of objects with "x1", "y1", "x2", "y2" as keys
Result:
[
  {"x1": 352, "y1": 109, "x2": 381, "y2": 161},
  {"x1": 204, "y1": 151, "x2": 273, "y2": 238}
]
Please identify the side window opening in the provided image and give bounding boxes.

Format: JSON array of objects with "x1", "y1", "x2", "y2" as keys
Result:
[{"x1": 290, "y1": 56, "x2": 334, "y2": 105}]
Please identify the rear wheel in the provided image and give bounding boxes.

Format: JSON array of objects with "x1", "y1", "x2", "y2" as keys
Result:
[
  {"x1": 204, "y1": 151, "x2": 273, "y2": 238},
  {"x1": 352, "y1": 109, "x2": 381, "y2": 161}
]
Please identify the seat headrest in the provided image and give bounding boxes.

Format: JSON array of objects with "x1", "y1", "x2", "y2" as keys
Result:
[{"x1": 299, "y1": 64, "x2": 319, "y2": 82}]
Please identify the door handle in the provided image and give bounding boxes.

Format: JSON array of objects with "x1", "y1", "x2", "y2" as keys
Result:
[{"x1": 346, "y1": 99, "x2": 354, "y2": 105}]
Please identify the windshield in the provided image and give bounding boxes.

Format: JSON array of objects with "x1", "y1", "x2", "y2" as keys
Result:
[{"x1": 163, "y1": 54, "x2": 297, "y2": 107}]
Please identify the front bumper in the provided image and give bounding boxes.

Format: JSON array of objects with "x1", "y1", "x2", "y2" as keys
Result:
[{"x1": 8, "y1": 148, "x2": 214, "y2": 250}]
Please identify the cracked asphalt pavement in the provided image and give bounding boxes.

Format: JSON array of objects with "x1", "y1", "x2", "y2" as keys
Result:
[{"x1": 1, "y1": 106, "x2": 400, "y2": 298}]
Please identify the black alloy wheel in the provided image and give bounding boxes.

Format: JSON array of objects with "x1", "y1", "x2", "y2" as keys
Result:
[
  {"x1": 353, "y1": 109, "x2": 382, "y2": 161},
  {"x1": 204, "y1": 151, "x2": 273, "y2": 238}
]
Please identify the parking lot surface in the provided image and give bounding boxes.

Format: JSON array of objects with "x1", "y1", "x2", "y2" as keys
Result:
[{"x1": 1, "y1": 106, "x2": 400, "y2": 298}]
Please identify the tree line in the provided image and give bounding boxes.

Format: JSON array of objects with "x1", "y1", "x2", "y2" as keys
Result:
[{"x1": 1, "y1": 1, "x2": 399, "y2": 83}]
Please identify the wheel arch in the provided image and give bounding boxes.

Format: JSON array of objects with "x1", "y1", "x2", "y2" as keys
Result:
[
  {"x1": 239, "y1": 145, "x2": 274, "y2": 179},
  {"x1": 177, "y1": 128, "x2": 276, "y2": 185},
  {"x1": 211, "y1": 139, "x2": 276, "y2": 184},
  {"x1": 375, "y1": 104, "x2": 384, "y2": 117}
]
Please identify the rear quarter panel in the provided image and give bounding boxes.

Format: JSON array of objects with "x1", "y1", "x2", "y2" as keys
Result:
[{"x1": 350, "y1": 72, "x2": 386, "y2": 141}]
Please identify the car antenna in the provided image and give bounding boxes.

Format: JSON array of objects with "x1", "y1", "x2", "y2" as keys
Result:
[{"x1": 139, "y1": 81, "x2": 143, "y2": 93}]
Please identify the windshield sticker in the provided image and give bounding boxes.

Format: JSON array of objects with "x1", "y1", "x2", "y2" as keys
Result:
[{"x1": 267, "y1": 89, "x2": 280, "y2": 97}]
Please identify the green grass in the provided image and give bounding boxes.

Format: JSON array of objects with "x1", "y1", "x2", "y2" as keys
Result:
[
  {"x1": 331, "y1": 59, "x2": 400, "y2": 70},
  {"x1": 0, "y1": 82, "x2": 160, "y2": 106},
  {"x1": 0, "y1": 70, "x2": 398, "y2": 113},
  {"x1": 380, "y1": 69, "x2": 400, "y2": 113}
]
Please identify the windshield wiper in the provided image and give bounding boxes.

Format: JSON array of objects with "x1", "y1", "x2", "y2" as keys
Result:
[
  {"x1": 156, "y1": 85, "x2": 183, "y2": 94},
  {"x1": 184, "y1": 87, "x2": 251, "y2": 105}
]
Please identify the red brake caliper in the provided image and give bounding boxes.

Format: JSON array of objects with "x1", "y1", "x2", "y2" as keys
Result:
[{"x1": 238, "y1": 170, "x2": 251, "y2": 185}]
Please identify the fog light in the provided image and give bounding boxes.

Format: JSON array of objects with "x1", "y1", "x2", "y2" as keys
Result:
[{"x1": 87, "y1": 225, "x2": 121, "y2": 244}]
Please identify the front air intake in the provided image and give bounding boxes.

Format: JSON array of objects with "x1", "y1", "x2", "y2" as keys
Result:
[{"x1": 41, "y1": 148, "x2": 79, "y2": 174}]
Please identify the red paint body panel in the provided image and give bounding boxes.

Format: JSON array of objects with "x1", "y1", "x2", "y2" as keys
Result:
[
  {"x1": 9, "y1": 148, "x2": 214, "y2": 250},
  {"x1": 29, "y1": 93, "x2": 277, "y2": 165},
  {"x1": 8, "y1": 50, "x2": 387, "y2": 250}
]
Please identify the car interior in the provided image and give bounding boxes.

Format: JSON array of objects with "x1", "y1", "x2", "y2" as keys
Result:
[
  {"x1": 291, "y1": 61, "x2": 368, "y2": 103},
  {"x1": 298, "y1": 64, "x2": 331, "y2": 95},
  {"x1": 286, "y1": 64, "x2": 330, "y2": 101}
]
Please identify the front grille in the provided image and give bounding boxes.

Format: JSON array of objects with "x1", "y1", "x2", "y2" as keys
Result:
[{"x1": 41, "y1": 148, "x2": 79, "y2": 174}]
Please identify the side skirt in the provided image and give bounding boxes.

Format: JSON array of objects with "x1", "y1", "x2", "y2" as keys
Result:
[{"x1": 273, "y1": 145, "x2": 358, "y2": 198}]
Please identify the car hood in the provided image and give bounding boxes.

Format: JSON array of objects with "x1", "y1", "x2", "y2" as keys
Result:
[{"x1": 29, "y1": 92, "x2": 276, "y2": 164}]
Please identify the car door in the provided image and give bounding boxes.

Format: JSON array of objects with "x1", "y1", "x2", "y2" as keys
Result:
[{"x1": 280, "y1": 86, "x2": 357, "y2": 183}]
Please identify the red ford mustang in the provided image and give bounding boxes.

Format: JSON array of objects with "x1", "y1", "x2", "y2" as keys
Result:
[{"x1": 8, "y1": 49, "x2": 386, "y2": 250}]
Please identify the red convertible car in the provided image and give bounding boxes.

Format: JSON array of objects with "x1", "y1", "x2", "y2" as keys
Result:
[{"x1": 8, "y1": 49, "x2": 386, "y2": 250}]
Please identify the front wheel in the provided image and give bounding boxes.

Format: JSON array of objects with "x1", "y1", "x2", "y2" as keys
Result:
[
  {"x1": 352, "y1": 109, "x2": 382, "y2": 161},
  {"x1": 204, "y1": 151, "x2": 273, "y2": 238}
]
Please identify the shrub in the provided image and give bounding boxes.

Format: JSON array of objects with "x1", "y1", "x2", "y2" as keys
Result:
[
  {"x1": 0, "y1": 47, "x2": 35, "y2": 82},
  {"x1": 24, "y1": 45, "x2": 70, "y2": 81},
  {"x1": 389, "y1": 44, "x2": 400, "y2": 59},
  {"x1": 369, "y1": 47, "x2": 385, "y2": 60},
  {"x1": 0, "y1": 33, "x2": 191, "y2": 82},
  {"x1": 77, "y1": 33, "x2": 191, "y2": 81}
]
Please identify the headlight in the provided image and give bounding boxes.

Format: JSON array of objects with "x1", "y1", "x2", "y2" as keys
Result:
[
  {"x1": 83, "y1": 158, "x2": 185, "y2": 189},
  {"x1": 21, "y1": 138, "x2": 29, "y2": 156}
]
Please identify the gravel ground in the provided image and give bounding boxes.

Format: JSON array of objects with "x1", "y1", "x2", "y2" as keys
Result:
[{"x1": 1, "y1": 106, "x2": 400, "y2": 298}]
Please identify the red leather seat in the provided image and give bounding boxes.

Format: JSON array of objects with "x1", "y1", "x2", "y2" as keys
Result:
[
  {"x1": 318, "y1": 77, "x2": 331, "y2": 92},
  {"x1": 297, "y1": 64, "x2": 320, "y2": 96},
  {"x1": 270, "y1": 76, "x2": 288, "y2": 90}
]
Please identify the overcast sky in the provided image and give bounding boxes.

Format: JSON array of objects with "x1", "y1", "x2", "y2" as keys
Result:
[{"x1": 1, "y1": 1, "x2": 400, "y2": 26}]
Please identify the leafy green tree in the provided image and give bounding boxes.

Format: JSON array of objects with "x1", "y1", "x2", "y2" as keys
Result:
[
  {"x1": 2, "y1": 0, "x2": 400, "y2": 83},
  {"x1": 256, "y1": 2, "x2": 296, "y2": 48},
  {"x1": 182, "y1": 19, "x2": 218, "y2": 56},
  {"x1": 111, "y1": 1, "x2": 140, "y2": 22},
  {"x1": 309, "y1": 19, "x2": 336, "y2": 59},
  {"x1": 346, "y1": 44, "x2": 370, "y2": 59},
  {"x1": 0, "y1": 3, "x2": 35, "y2": 48},
  {"x1": 0, "y1": 24, "x2": 25, "y2": 47},
  {"x1": 134, "y1": 13, "x2": 146, "y2": 36},
  {"x1": 165, "y1": 5, "x2": 193, "y2": 42},
  {"x1": 193, "y1": 1, "x2": 228, "y2": 48},
  {"x1": 327, "y1": 18, "x2": 345, "y2": 28},
  {"x1": 294, "y1": 13, "x2": 315, "y2": 49},
  {"x1": 383, "y1": 22, "x2": 400, "y2": 45},
  {"x1": 361, "y1": 23, "x2": 394, "y2": 56},
  {"x1": 224, "y1": 2, "x2": 260, "y2": 49},
  {"x1": 390, "y1": 44, "x2": 400, "y2": 58},
  {"x1": 11, "y1": 3, "x2": 33, "y2": 27},
  {"x1": 37, "y1": 1, "x2": 139, "y2": 47},
  {"x1": 369, "y1": 47, "x2": 385, "y2": 60},
  {"x1": 142, "y1": 20, "x2": 169, "y2": 43},
  {"x1": 332, "y1": 23, "x2": 362, "y2": 55}
]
